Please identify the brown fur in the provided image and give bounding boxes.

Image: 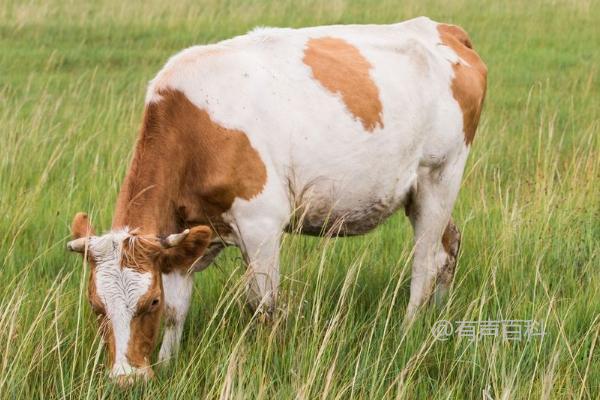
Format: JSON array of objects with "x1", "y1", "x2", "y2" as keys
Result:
[
  {"x1": 71, "y1": 212, "x2": 95, "y2": 238},
  {"x1": 113, "y1": 88, "x2": 267, "y2": 237},
  {"x1": 303, "y1": 37, "x2": 384, "y2": 132},
  {"x1": 439, "y1": 219, "x2": 461, "y2": 287},
  {"x1": 158, "y1": 226, "x2": 212, "y2": 273},
  {"x1": 126, "y1": 271, "x2": 162, "y2": 370},
  {"x1": 437, "y1": 24, "x2": 487, "y2": 145}
]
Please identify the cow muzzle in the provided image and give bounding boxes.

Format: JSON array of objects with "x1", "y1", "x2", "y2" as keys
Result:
[{"x1": 111, "y1": 364, "x2": 154, "y2": 387}]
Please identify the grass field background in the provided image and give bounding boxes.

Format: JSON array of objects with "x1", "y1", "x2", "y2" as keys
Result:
[{"x1": 0, "y1": 0, "x2": 598, "y2": 398}]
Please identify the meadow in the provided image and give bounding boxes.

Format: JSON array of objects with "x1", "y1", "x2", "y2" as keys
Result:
[{"x1": 0, "y1": 0, "x2": 598, "y2": 398}]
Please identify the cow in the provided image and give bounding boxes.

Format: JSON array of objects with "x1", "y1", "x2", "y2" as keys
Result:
[{"x1": 66, "y1": 16, "x2": 486, "y2": 383}]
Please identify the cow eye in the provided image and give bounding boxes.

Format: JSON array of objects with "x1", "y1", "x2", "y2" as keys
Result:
[{"x1": 137, "y1": 297, "x2": 160, "y2": 316}]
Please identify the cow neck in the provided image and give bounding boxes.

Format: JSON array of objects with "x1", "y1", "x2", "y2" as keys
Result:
[{"x1": 111, "y1": 105, "x2": 182, "y2": 236}]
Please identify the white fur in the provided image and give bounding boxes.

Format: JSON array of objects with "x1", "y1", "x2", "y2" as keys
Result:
[
  {"x1": 158, "y1": 272, "x2": 194, "y2": 362},
  {"x1": 89, "y1": 229, "x2": 153, "y2": 377},
  {"x1": 146, "y1": 17, "x2": 465, "y2": 237}
]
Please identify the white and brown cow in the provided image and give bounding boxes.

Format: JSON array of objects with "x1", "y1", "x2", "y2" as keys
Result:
[{"x1": 67, "y1": 17, "x2": 486, "y2": 382}]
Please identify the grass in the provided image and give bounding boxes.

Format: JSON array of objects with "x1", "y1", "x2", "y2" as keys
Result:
[{"x1": 0, "y1": 0, "x2": 598, "y2": 398}]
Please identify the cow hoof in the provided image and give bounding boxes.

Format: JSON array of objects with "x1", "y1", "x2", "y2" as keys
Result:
[
  {"x1": 246, "y1": 303, "x2": 275, "y2": 322},
  {"x1": 112, "y1": 367, "x2": 154, "y2": 388},
  {"x1": 257, "y1": 309, "x2": 273, "y2": 323},
  {"x1": 157, "y1": 352, "x2": 174, "y2": 368}
]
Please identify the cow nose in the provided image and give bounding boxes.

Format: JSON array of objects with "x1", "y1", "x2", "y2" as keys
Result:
[
  {"x1": 114, "y1": 374, "x2": 136, "y2": 388},
  {"x1": 112, "y1": 366, "x2": 154, "y2": 387}
]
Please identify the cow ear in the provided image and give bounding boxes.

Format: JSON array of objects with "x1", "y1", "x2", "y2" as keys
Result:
[
  {"x1": 159, "y1": 226, "x2": 212, "y2": 270},
  {"x1": 67, "y1": 212, "x2": 96, "y2": 254},
  {"x1": 71, "y1": 212, "x2": 95, "y2": 238}
]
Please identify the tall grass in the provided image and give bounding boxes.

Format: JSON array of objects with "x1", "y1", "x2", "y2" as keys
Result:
[{"x1": 0, "y1": 0, "x2": 598, "y2": 398}]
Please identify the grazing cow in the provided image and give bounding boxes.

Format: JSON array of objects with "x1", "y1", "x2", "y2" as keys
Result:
[{"x1": 67, "y1": 16, "x2": 486, "y2": 383}]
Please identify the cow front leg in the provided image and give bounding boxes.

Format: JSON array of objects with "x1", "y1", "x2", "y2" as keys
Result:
[
  {"x1": 236, "y1": 222, "x2": 282, "y2": 318},
  {"x1": 158, "y1": 271, "x2": 194, "y2": 364}
]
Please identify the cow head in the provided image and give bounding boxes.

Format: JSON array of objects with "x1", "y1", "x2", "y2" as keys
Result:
[{"x1": 66, "y1": 212, "x2": 211, "y2": 385}]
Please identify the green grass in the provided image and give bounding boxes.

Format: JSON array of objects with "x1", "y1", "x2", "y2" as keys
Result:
[{"x1": 0, "y1": 0, "x2": 598, "y2": 398}]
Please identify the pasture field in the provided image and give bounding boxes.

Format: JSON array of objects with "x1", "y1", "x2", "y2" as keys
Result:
[{"x1": 0, "y1": 0, "x2": 598, "y2": 398}]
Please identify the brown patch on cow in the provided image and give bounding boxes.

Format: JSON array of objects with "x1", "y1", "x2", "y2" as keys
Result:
[
  {"x1": 439, "y1": 219, "x2": 461, "y2": 287},
  {"x1": 113, "y1": 88, "x2": 266, "y2": 241},
  {"x1": 126, "y1": 272, "x2": 162, "y2": 370},
  {"x1": 303, "y1": 37, "x2": 383, "y2": 132},
  {"x1": 437, "y1": 24, "x2": 487, "y2": 145}
]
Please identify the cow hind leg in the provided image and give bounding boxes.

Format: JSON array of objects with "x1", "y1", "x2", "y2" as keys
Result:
[{"x1": 403, "y1": 156, "x2": 466, "y2": 325}]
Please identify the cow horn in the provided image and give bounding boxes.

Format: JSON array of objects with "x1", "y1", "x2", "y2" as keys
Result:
[
  {"x1": 163, "y1": 229, "x2": 190, "y2": 248},
  {"x1": 67, "y1": 237, "x2": 89, "y2": 253}
]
